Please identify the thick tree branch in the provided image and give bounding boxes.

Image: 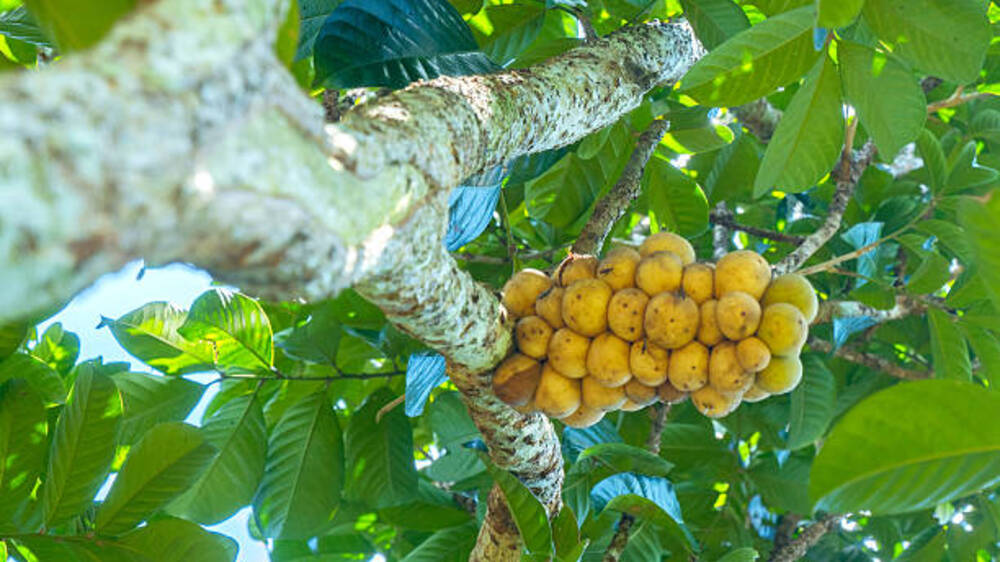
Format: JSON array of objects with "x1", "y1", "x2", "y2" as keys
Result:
[
  {"x1": 812, "y1": 295, "x2": 926, "y2": 325},
  {"x1": 769, "y1": 514, "x2": 842, "y2": 562},
  {"x1": 572, "y1": 119, "x2": 671, "y2": 255},
  {"x1": 809, "y1": 339, "x2": 930, "y2": 380},
  {"x1": 712, "y1": 202, "x2": 731, "y2": 260}
]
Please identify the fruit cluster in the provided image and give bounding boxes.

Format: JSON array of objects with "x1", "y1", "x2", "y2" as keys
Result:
[{"x1": 493, "y1": 232, "x2": 817, "y2": 428}]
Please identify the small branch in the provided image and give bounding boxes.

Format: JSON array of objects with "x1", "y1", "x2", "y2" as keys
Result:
[
  {"x1": 926, "y1": 86, "x2": 994, "y2": 113},
  {"x1": 644, "y1": 403, "x2": 669, "y2": 455},
  {"x1": 376, "y1": 393, "x2": 406, "y2": 423},
  {"x1": 709, "y1": 209, "x2": 804, "y2": 245},
  {"x1": 732, "y1": 98, "x2": 782, "y2": 142},
  {"x1": 796, "y1": 210, "x2": 921, "y2": 277},
  {"x1": 810, "y1": 339, "x2": 929, "y2": 380},
  {"x1": 602, "y1": 515, "x2": 635, "y2": 562},
  {"x1": 712, "y1": 202, "x2": 731, "y2": 260},
  {"x1": 813, "y1": 296, "x2": 926, "y2": 325},
  {"x1": 573, "y1": 119, "x2": 671, "y2": 255},
  {"x1": 455, "y1": 246, "x2": 568, "y2": 265},
  {"x1": 772, "y1": 514, "x2": 803, "y2": 553},
  {"x1": 769, "y1": 514, "x2": 842, "y2": 562}
]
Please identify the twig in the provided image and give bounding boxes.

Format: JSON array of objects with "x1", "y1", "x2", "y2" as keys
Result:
[
  {"x1": 926, "y1": 86, "x2": 994, "y2": 113},
  {"x1": 573, "y1": 119, "x2": 671, "y2": 255},
  {"x1": 809, "y1": 339, "x2": 929, "y2": 380},
  {"x1": 769, "y1": 514, "x2": 842, "y2": 562},
  {"x1": 772, "y1": 514, "x2": 803, "y2": 553},
  {"x1": 796, "y1": 209, "x2": 922, "y2": 277},
  {"x1": 712, "y1": 202, "x2": 731, "y2": 260},
  {"x1": 644, "y1": 403, "x2": 669, "y2": 455},
  {"x1": 602, "y1": 516, "x2": 635, "y2": 562},
  {"x1": 732, "y1": 98, "x2": 782, "y2": 142},
  {"x1": 710, "y1": 209, "x2": 804, "y2": 245},
  {"x1": 376, "y1": 393, "x2": 406, "y2": 423}
]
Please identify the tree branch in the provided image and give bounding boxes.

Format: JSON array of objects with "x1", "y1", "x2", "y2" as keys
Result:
[
  {"x1": 769, "y1": 514, "x2": 842, "y2": 562},
  {"x1": 572, "y1": 119, "x2": 671, "y2": 255},
  {"x1": 712, "y1": 202, "x2": 731, "y2": 260},
  {"x1": 812, "y1": 295, "x2": 927, "y2": 325},
  {"x1": 709, "y1": 209, "x2": 804, "y2": 245},
  {"x1": 809, "y1": 339, "x2": 930, "y2": 380},
  {"x1": 732, "y1": 98, "x2": 782, "y2": 142},
  {"x1": 926, "y1": 86, "x2": 995, "y2": 113}
]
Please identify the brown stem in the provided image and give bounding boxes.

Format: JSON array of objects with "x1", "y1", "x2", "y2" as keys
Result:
[
  {"x1": 809, "y1": 339, "x2": 929, "y2": 380},
  {"x1": 926, "y1": 86, "x2": 994, "y2": 113},
  {"x1": 709, "y1": 209, "x2": 804, "y2": 245},
  {"x1": 732, "y1": 98, "x2": 782, "y2": 142},
  {"x1": 768, "y1": 514, "x2": 841, "y2": 562},
  {"x1": 602, "y1": 515, "x2": 635, "y2": 562}
]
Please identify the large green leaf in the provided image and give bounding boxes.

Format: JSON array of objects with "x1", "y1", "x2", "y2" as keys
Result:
[
  {"x1": 111, "y1": 372, "x2": 203, "y2": 445},
  {"x1": 810, "y1": 380, "x2": 1000, "y2": 514},
  {"x1": 295, "y1": 0, "x2": 342, "y2": 61},
  {"x1": 704, "y1": 132, "x2": 761, "y2": 203},
  {"x1": 915, "y1": 129, "x2": 947, "y2": 194},
  {"x1": 178, "y1": 289, "x2": 273, "y2": 374},
  {"x1": 344, "y1": 387, "x2": 417, "y2": 508},
  {"x1": 749, "y1": 452, "x2": 813, "y2": 514},
  {"x1": 563, "y1": 441, "x2": 675, "y2": 521},
  {"x1": 817, "y1": 0, "x2": 863, "y2": 27},
  {"x1": 964, "y1": 326, "x2": 1000, "y2": 388},
  {"x1": 476, "y1": 4, "x2": 546, "y2": 66},
  {"x1": 754, "y1": 54, "x2": 844, "y2": 195},
  {"x1": 786, "y1": 354, "x2": 836, "y2": 449},
  {"x1": 12, "y1": 534, "x2": 150, "y2": 562},
  {"x1": 22, "y1": 0, "x2": 133, "y2": 51},
  {"x1": 42, "y1": 367, "x2": 122, "y2": 527},
  {"x1": 119, "y1": 517, "x2": 238, "y2": 562},
  {"x1": 680, "y1": 0, "x2": 750, "y2": 50},
  {"x1": 862, "y1": 0, "x2": 989, "y2": 83},
  {"x1": 0, "y1": 352, "x2": 65, "y2": 406},
  {"x1": 960, "y1": 193, "x2": 1000, "y2": 311},
  {"x1": 679, "y1": 6, "x2": 819, "y2": 107},
  {"x1": 927, "y1": 309, "x2": 971, "y2": 381},
  {"x1": 399, "y1": 521, "x2": 478, "y2": 562},
  {"x1": 0, "y1": 380, "x2": 46, "y2": 527},
  {"x1": 643, "y1": 153, "x2": 710, "y2": 236},
  {"x1": 839, "y1": 41, "x2": 925, "y2": 158},
  {"x1": 254, "y1": 389, "x2": 343, "y2": 539},
  {"x1": 32, "y1": 323, "x2": 79, "y2": 376},
  {"x1": 103, "y1": 302, "x2": 215, "y2": 376},
  {"x1": 0, "y1": 7, "x2": 52, "y2": 48},
  {"x1": 95, "y1": 422, "x2": 216, "y2": 536},
  {"x1": 167, "y1": 394, "x2": 267, "y2": 525},
  {"x1": 479, "y1": 452, "x2": 553, "y2": 556},
  {"x1": 0, "y1": 323, "x2": 27, "y2": 360}
]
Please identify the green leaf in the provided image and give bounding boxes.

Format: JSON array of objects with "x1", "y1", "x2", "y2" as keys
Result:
[
  {"x1": 12, "y1": 534, "x2": 149, "y2": 562},
  {"x1": 477, "y1": 4, "x2": 546, "y2": 66},
  {"x1": 294, "y1": 0, "x2": 342, "y2": 61},
  {"x1": 754, "y1": 0, "x2": 810, "y2": 15},
  {"x1": 525, "y1": 152, "x2": 605, "y2": 228},
  {"x1": 663, "y1": 123, "x2": 735, "y2": 154},
  {"x1": 167, "y1": 394, "x2": 267, "y2": 525},
  {"x1": 179, "y1": 289, "x2": 273, "y2": 374},
  {"x1": 861, "y1": 0, "x2": 989, "y2": 83},
  {"x1": 0, "y1": 352, "x2": 66, "y2": 406},
  {"x1": 643, "y1": 153, "x2": 710, "y2": 236},
  {"x1": 679, "y1": 6, "x2": 819, "y2": 107},
  {"x1": 344, "y1": 387, "x2": 417, "y2": 508},
  {"x1": 103, "y1": 302, "x2": 215, "y2": 376},
  {"x1": 915, "y1": 129, "x2": 947, "y2": 194},
  {"x1": 0, "y1": 323, "x2": 27, "y2": 360},
  {"x1": 915, "y1": 219, "x2": 975, "y2": 263},
  {"x1": 42, "y1": 366, "x2": 122, "y2": 527},
  {"x1": 754, "y1": 54, "x2": 844, "y2": 195},
  {"x1": 32, "y1": 323, "x2": 79, "y2": 376},
  {"x1": 680, "y1": 0, "x2": 750, "y2": 50},
  {"x1": 254, "y1": 389, "x2": 343, "y2": 539},
  {"x1": 399, "y1": 521, "x2": 478, "y2": 562},
  {"x1": 479, "y1": 452, "x2": 553, "y2": 556},
  {"x1": 0, "y1": 380, "x2": 46, "y2": 526},
  {"x1": 705, "y1": 132, "x2": 761, "y2": 203},
  {"x1": 928, "y1": 309, "x2": 971, "y2": 381},
  {"x1": 0, "y1": 7, "x2": 52, "y2": 48},
  {"x1": 96, "y1": 422, "x2": 216, "y2": 535},
  {"x1": 906, "y1": 252, "x2": 950, "y2": 295},
  {"x1": 717, "y1": 547, "x2": 760, "y2": 562},
  {"x1": 119, "y1": 517, "x2": 237, "y2": 562},
  {"x1": 817, "y1": 0, "x2": 863, "y2": 28},
  {"x1": 963, "y1": 326, "x2": 1000, "y2": 388},
  {"x1": 786, "y1": 354, "x2": 836, "y2": 449},
  {"x1": 111, "y1": 372, "x2": 203, "y2": 444},
  {"x1": 23, "y1": 0, "x2": 134, "y2": 51},
  {"x1": 378, "y1": 480, "x2": 472, "y2": 531},
  {"x1": 274, "y1": 301, "x2": 342, "y2": 364},
  {"x1": 592, "y1": 474, "x2": 695, "y2": 547},
  {"x1": 960, "y1": 193, "x2": 1000, "y2": 310},
  {"x1": 810, "y1": 380, "x2": 1000, "y2": 515},
  {"x1": 839, "y1": 41, "x2": 925, "y2": 158},
  {"x1": 749, "y1": 452, "x2": 813, "y2": 514}
]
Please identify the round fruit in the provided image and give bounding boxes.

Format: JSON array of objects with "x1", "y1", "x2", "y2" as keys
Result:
[
  {"x1": 639, "y1": 232, "x2": 696, "y2": 264},
  {"x1": 708, "y1": 341, "x2": 754, "y2": 395},
  {"x1": 586, "y1": 333, "x2": 632, "y2": 387},
  {"x1": 581, "y1": 375, "x2": 627, "y2": 411},
  {"x1": 762, "y1": 273, "x2": 819, "y2": 323},
  {"x1": 682, "y1": 263, "x2": 715, "y2": 304},
  {"x1": 548, "y1": 328, "x2": 590, "y2": 379},
  {"x1": 755, "y1": 355, "x2": 803, "y2": 394},
  {"x1": 493, "y1": 353, "x2": 542, "y2": 407},
  {"x1": 562, "y1": 404, "x2": 605, "y2": 428},
  {"x1": 714, "y1": 250, "x2": 771, "y2": 299},
  {"x1": 629, "y1": 339, "x2": 670, "y2": 386},
  {"x1": 691, "y1": 385, "x2": 740, "y2": 418},
  {"x1": 556, "y1": 254, "x2": 598, "y2": 287},
  {"x1": 534, "y1": 286, "x2": 565, "y2": 329},
  {"x1": 697, "y1": 299, "x2": 724, "y2": 346},
  {"x1": 515, "y1": 316, "x2": 553, "y2": 359},
  {"x1": 736, "y1": 337, "x2": 771, "y2": 372},
  {"x1": 598, "y1": 247, "x2": 641, "y2": 291},
  {"x1": 667, "y1": 341, "x2": 709, "y2": 392},
  {"x1": 757, "y1": 303, "x2": 808, "y2": 356},
  {"x1": 742, "y1": 384, "x2": 770, "y2": 403},
  {"x1": 624, "y1": 379, "x2": 659, "y2": 406},
  {"x1": 534, "y1": 363, "x2": 582, "y2": 419},
  {"x1": 657, "y1": 380, "x2": 687, "y2": 404},
  {"x1": 645, "y1": 293, "x2": 699, "y2": 350},
  {"x1": 636, "y1": 251, "x2": 684, "y2": 296},
  {"x1": 620, "y1": 399, "x2": 645, "y2": 412},
  {"x1": 562, "y1": 278, "x2": 613, "y2": 337},
  {"x1": 608, "y1": 288, "x2": 649, "y2": 342},
  {"x1": 716, "y1": 291, "x2": 762, "y2": 341},
  {"x1": 502, "y1": 269, "x2": 552, "y2": 319}
]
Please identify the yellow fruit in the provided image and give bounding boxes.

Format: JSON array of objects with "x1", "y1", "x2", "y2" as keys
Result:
[
  {"x1": 629, "y1": 339, "x2": 670, "y2": 386},
  {"x1": 586, "y1": 333, "x2": 633, "y2": 387},
  {"x1": 736, "y1": 337, "x2": 771, "y2": 372},
  {"x1": 667, "y1": 341, "x2": 709, "y2": 391},
  {"x1": 708, "y1": 341, "x2": 754, "y2": 395},
  {"x1": 635, "y1": 251, "x2": 684, "y2": 296},
  {"x1": 556, "y1": 254, "x2": 598, "y2": 287},
  {"x1": 562, "y1": 278, "x2": 613, "y2": 337},
  {"x1": 534, "y1": 363, "x2": 582, "y2": 419},
  {"x1": 608, "y1": 288, "x2": 649, "y2": 342},
  {"x1": 691, "y1": 385, "x2": 740, "y2": 418},
  {"x1": 619, "y1": 399, "x2": 644, "y2": 411},
  {"x1": 682, "y1": 263, "x2": 715, "y2": 305},
  {"x1": 515, "y1": 316, "x2": 553, "y2": 359},
  {"x1": 598, "y1": 247, "x2": 641, "y2": 291},
  {"x1": 714, "y1": 250, "x2": 771, "y2": 299},
  {"x1": 493, "y1": 353, "x2": 542, "y2": 407},
  {"x1": 562, "y1": 404, "x2": 605, "y2": 428},
  {"x1": 716, "y1": 291, "x2": 762, "y2": 341},
  {"x1": 512, "y1": 401, "x2": 537, "y2": 415},
  {"x1": 624, "y1": 379, "x2": 659, "y2": 406},
  {"x1": 645, "y1": 293, "x2": 699, "y2": 350},
  {"x1": 657, "y1": 380, "x2": 687, "y2": 404},
  {"x1": 502, "y1": 269, "x2": 552, "y2": 319},
  {"x1": 697, "y1": 299, "x2": 724, "y2": 346},
  {"x1": 762, "y1": 273, "x2": 819, "y2": 323},
  {"x1": 581, "y1": 375, "x2": 627, "y2": 411},
  {"x1": 742, "y1": 384, "x2": 770, "y2": 403},
  {"x1": 639, "y1": 232, "x2": 696, "y2": 265},
  {"x1": 755, "y1": 355, "x2": 803, "y2": 394},
  {"x1": 534, "y1": 286, "x2": 565, "y2": 329},
  {"x1": 548, "y1": 328, "x2": 590, "y2": 379},
  {"x1": 757, "y1": 303, "x2": 808, "y2": 356}
]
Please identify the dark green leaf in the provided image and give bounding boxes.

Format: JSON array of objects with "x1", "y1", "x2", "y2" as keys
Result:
[
  {"x1": 964, "y1": 326, "x2": 1000, "y2": 388},
  {"x1": 915, "y1": 129, "x2": 947, "y2": 194},
  {"x1": 525, "y1": 153, "x2": 605, "y2": 228},
  {"x1": 344, "y1": 387, "x2": 416, "y2": 508},
  {"x1": 275, "y1": 301, "x2": 343, "y2": 364},
  {"x1": 680, "y1": 0, "x2": 750, "y2": 50},
  {"x1": 119, "y1": 517, "x2": 237, "y2": 562},
  {"x1": 476, "y1": 4, "x2": 546, "y2": 66},
  {"x1": 705, "y1": 132, "x2": 761, "y2": 203},
  {"x1": 0, "y1": 323, "x2": 27, "y2": 360},
  {"x1": 399, "y1": 521, "x2": 478, "y2": 562},
  {"x1": 959, "y1": 193, "x2": 1000, "y2": 310},
  {"x1": 0, "y1": 7, "x2": 52, "y2": 47},
  {"x1": 0, "y1": 352, "x2": 65, "y2": 405},
  {"x1": 717, "y1": 547, "x2": 760, "y2": 561},
  {"x1": 786, "y1": 354, "x2": 836, "y2": 449},
  {"x1": 927, "y1": 309, "x2": 971, "y2": 381},
  {"x1": 12, "y1": 534, "x2": 150, "y2": 562},
  {"x1": 592, "y1": 473, "x2": 695, "y2": 547},
  {"x1": 749, "y1": 452, "x2": 813, "y2": 514},
  {"x1": 179, "y1": 289, "x2": 273, "y2": 374},
  {"x1": 23, "y1": 0, "x2": 133, "y2": 51},
  {"x1": 643, "y1": 153, "x2": 710, "y2": 236},
  {"x1": 295, "y1": 0, "x2": 342, "y2": 61},
  {"x1": 110, "y1": 372, "x2": 202, "y2": 445},
  {"x1": 906, "y1": 252, "x2": 950, "y2": 295}
]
